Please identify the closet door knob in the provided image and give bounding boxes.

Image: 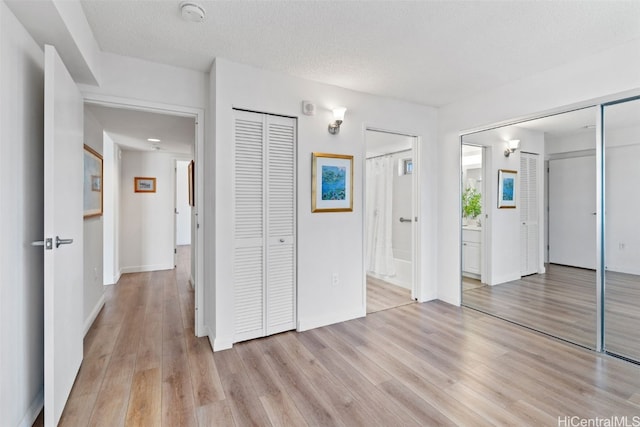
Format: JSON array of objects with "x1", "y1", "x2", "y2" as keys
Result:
[{"x1": 279, "y1": 238, "x2": 285, "y2": 243}]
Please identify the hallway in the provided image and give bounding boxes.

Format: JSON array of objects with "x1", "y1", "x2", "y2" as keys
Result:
[{"x1": 56, "y1": 246, "x2": 223, "y2": 425}]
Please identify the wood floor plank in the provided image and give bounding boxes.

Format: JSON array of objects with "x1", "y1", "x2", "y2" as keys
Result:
[
  {"x1": 88, "y1": 354, "x2": 136, "y2": 427},
  {"x1": 214, "y1": 348, "x2": 273, "y2": 426},
  {"x1": 301, "y1": 331, "x2": 421, "y2": 426},
  {"x1": 162, "y1": 336, "x2": 197, "y2": 427},
  {"x1": 309, "y1": 326, "x2": 393, "y2": 386},
  {"x1": 275, "y1": 332, "x2": 379, "y2": 426},
  {"x1": 259, "y1": 392, "x2": 309, "y2": 427},
  {"x1": 58, "y1": 392, "x2": 97, "y2": 427},
  {"x1": 125, "y1": 367, "x2": 162, "y2": 426},
  {"x1": 196, "y1": 400, "x2": 236, "y2": 426},
  {"x1": 185, "y1": 328, "x2": 226, "y2": 407},
  {"x1": 378, "y1": 379, "x2": 457, "y2": 426},
  {"x1": 259, "y1": 336, "x2": 343, "y2": 427}
]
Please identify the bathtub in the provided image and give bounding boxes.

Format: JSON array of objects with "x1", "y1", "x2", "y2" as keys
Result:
[{"x1": 369, "y1": 257, "x2": 412, "y2": 290}]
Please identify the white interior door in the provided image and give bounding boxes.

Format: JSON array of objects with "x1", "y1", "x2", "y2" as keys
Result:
[
  {"x1": 175, "y1": 160, "x2": 191, "y2": 246},
  {"x1": 233, "y1": 110, "x2": 296, "y2": 342},
  {"x1": 520, "y1": 153, "x2": 539, "y2": 276},
  {"x1": 549, "y1": 155, "x2": 596, "y2": 269},
  {"x1": 43, "y1": 45, "x2": 84, "y2": 426}
]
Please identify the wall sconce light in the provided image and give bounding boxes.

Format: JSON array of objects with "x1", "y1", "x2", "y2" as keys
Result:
[
  {"x1": 504, "y1": 139, "x2": 520, "y2": 157},
  {"x1": 328, "y1": 107, "x2": 346, "y2": 135}
]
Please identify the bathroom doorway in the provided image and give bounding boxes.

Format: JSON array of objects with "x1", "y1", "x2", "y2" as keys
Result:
[
  {"x1": 461, "y1": 144, "x2": 487, "y2": 291},
  {"x1": 365, "y1": 129, "x2": 417, "y2": 313}
]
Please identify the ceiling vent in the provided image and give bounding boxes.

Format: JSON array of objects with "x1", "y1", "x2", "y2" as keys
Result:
[{"x1": 180, "y1": 2, "x2": 206, "y2": 23}]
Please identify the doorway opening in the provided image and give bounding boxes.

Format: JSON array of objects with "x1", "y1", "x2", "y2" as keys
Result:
[
  {"x1": 364, "y1": 129, "x2": 418, "y2": 314},
  {"x1": 461, "y1": 144, "x2": 487, "y2": 292},
  {"x1": 84, "y1": 96, "x2": 204, "y2": 337}
]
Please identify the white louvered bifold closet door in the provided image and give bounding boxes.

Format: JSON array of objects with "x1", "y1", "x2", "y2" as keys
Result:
[
  {"x1": 266, "y1": 116, "x2": 297, "y2": 335},
  {"x1": 233, "y1": 110, "x2": 296, "y2": 343},
  {"x1": 520, "y1": 152, "x2": 539, "y2": 276}
]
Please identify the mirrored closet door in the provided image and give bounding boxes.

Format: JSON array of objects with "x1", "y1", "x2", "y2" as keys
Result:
[
  {"x1": 461, "y1": 107, "x2": 599, "y2": 349},
  {"x1": 603, "y1": 97, "x2": 640, "y2": 361}
]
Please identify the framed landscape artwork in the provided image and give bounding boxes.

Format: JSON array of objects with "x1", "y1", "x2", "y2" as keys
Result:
[
  {"x1": 311, "y1": 152, "x2": 353, "y2": 212},
  {"x1": 83, "y1": 144, "x2": 103, "y2": 218},
  {"x1": 135, "y1": 177, "x2": 157, "y2": 193},
  {"x1": 498, "y1": 169, "x2": 517, "y2": 208}
]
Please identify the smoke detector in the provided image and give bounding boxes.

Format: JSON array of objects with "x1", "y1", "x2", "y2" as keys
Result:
[{"x1": 180, "y1": 2, "x2": 206, "y2": 22}]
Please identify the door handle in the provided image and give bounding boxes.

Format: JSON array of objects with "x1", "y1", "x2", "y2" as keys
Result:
[
  {"x1": 279, "y1": 238, "x2": 285, "y2": 243},
  {"x1": 56, "y1": 236, "x2": 73, "y2": 248},
  {"x1": 32, "y1": 238, "x2": 53, "y2": 250}
]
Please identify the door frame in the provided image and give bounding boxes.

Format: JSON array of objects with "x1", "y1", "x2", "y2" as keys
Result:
[
  {"x1": 460, "y1": 143, "x2": 492, "y2": 286},
  {"x1": 363, "y1": 126, "x2": 422, "y2": 306},
  {"x1": 83, "y1": 93, "x2": 206, "y2": 337}
]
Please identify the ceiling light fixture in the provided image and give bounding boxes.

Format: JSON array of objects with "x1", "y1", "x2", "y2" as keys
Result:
[
  {"x1": 180, "y1": 2, "x2": 206, "y2": 23},
  {"x1": 147, "y1": 138, "x2": 161, "y2": 142},
  {"x1": 328, "y1": 107, "x2": 346, "y2": 135}
]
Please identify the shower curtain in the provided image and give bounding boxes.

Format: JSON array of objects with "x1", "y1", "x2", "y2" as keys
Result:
[{"x1": 366, "y1": 155, "x2": 396, "y2": 277}]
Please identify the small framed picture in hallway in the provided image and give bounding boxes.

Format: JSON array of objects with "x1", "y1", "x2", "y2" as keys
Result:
[
  {"x1": 134, "y1": 177, "x2": 156, "y2": 193},
  {"x1": 84, "y1": 144, "x2": 103, "y2": 218},
  {"x1": 498, "y1": 169, "x2": 517, "y2": 208},
  {"x1": 312, "y1": 152, "x2": 353, "y2": 212}
]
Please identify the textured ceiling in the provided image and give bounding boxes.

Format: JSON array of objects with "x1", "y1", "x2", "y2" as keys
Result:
[
  {"x1": 86, "y1": 104, "x2": 195, "y2": 154},
  {"x1": 80, "y1": 0, "x2": 640, "y2": 107}
]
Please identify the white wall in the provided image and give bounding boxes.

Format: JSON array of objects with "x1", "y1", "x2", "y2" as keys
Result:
[
  {"x1": 438, "y1": 39, "x2": 640, "y2": 305},
  {"x1": 119, "y1": 150, "x2": 175, "y2": 273},
  {"x1": 209, "y1": 58, "x2": 439, "y2": 350},
  {"x1": 83, "y1": 107, "x2": 105, "y2": 331},
  {"x1": 604, "y1": 123, "x2": 640, "y2": 275},
  {"x1": 78, "y1": 52, "x2": 208, "y2": 109},
  {"x1": 0, "y1": 2, "x2": 45, "y2": 425}
]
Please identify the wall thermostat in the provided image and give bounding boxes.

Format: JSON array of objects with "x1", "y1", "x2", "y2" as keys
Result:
[{"x1": 302, "y1": 101, "x2": 316, "y2": 116}]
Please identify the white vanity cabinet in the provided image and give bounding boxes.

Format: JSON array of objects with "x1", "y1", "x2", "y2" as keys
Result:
[{"x1": 462, "y1": 228, "x2": 481, "y2": 277}]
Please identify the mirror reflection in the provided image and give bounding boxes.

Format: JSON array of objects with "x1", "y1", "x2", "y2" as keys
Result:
[
  {"x1": 461, "y1": 107, "x2": 598, "y2": 349},
  {"x1": 604, "y1": 98, "x2": 640, "y2": 361}
]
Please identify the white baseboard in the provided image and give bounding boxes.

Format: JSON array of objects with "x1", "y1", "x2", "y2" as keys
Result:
[
  {"x1": 490, "y1": 272, "x2": 522, "y2": 286},
  {"x1": 104, "y1": 269, "x2": 121, "y2": 285},
  {"x1": 18, "y1": 389, "x2": 43, "y2": 427},
  {"x1": 416, "y1": 292, "x2": 436, "y2": 303},
  {"x1": 213, "y1": 335, "x2": 234, "y2": 352},
  {"x1": 84, "y1": 293, "x2": 105, "y2": 336},
  {"x1": 120, "y1": 264, "x2": 174, "y2": 274},
  {"x1": 297, "y1": 308, "x2": 365, "y2": 332}
]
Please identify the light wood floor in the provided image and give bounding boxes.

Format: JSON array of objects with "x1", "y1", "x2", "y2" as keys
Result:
[
  {"x1": 463, "y1": 264, "x2": 597, "y2": 348},
  {"x1": 366, "y1": 275, "x2": 413, "y2": 314},
  {"x1": 44, "y1": 255, "x2": 640, "y2": 425},
  {"x1": 604, "y1": 270, "x2": 640, "y2": 360},
  {"x1": 463, "y1": 264, "x2": 640, "y2": 361}
]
